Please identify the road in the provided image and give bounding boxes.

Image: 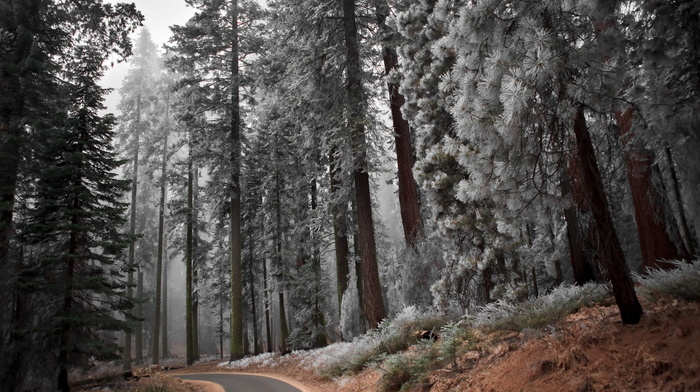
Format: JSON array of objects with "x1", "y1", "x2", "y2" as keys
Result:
[{"x1": 175, "y1": 373, "x2": 303, "y2": 392}]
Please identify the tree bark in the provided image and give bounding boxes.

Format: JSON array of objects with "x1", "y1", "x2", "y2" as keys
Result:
[
  {"x1": 192, "y1": 166, "x2": 200, "y2": 361},
  {"x1": 616, "y1": 109, "x2": 690, "y2": 271},
  {"x1": 278, "y1": 291, "x2": 289, "y2": 354},
  {"x1": 135, "y1": 265, "x2": 144, "y2": 364},
  {"x1": 329, "y1": 149, "x2": 350, "y2": 313},
  {"x1": 664, "y1": 148, "x2": 696, "y2": 256},
  {"x1": 185, "y1": 156, "x2": 195, "y2": 366},
  {"x1": 248, "y1": 224, "x2": 260, "y2": 354},
  {"x1": 342, "y1": 0, "x2": 387, "y2": 329},
  {"x1": 374, "y1": 0, "x2": 423, "y2": 246},
  {"x1": 152, "y1": 107, "x2": 168, "y2": 364},
  {"x1": 262, "y1": 253, "x2": 272, "y2": 353},
  {"x1": 161, "y1": 232, "x2": 169, "y2": 358},
  {"x1": 229, "y1": 0, "x2": 244, "y2": 362},
  {"x1": 572, "y1": 105, "x2": 642, "y2": 324},
  {"x1": 560, "y1": 164, "x2": 596, "y2": 285},
  {"x1": 124, "y1": 93, "x2": 141, "y2": 370}
]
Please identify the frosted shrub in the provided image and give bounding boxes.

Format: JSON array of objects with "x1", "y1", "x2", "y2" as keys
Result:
[
  {"x1": 220, "y1": 352, "x2": 278, "y2": 369},
  {"x1": 319, "y1": 306, "x2": 446, "y2": 377},
  {"x1": 472, "y1": 282, "x2": 610, "y2": 331},
  {"x1": 636, "y1": 260, "x2": 700, "y2": 301}
]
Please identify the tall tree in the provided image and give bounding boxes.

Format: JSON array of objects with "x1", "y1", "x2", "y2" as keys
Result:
[
  {"x1": 185, "y1": 147, "x2": 195, "y2": 365},
  {"x1": 151, "y1": 86, "x2": 170, "y2": 364},
  {"x1": 374, "y1": 0, "x2": 423, "y2": 246},
  {"x1": 168, "y1": 0, "x2": 265, "y2": 361},
  {"x1": 227, "y1": 0, "x2": 244, "y2": 361},
  {"x1": 116, "y1": 27, "x2": 159, "y2": 369},
  {"x1": 19, "y1": 36, "x2": 139, "y2": 392},
  {"x1": 0, "y1": 1, "x2": 141, "y2": 388},
  {"x1": 616, "y1": 109, "x2": 690, "y2": 271},
  {"x1": 342, "y1": 0, "x2": 387, "y2": 329}
]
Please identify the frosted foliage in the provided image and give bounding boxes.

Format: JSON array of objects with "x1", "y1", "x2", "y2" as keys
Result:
[
  {"x1": 383, "y1": 239, "x2": 443, "y2": 313},
  {"x1": 339, "y1": 272, "x2": 365, "y2": 341},
  {"x1": 220, "y1": 352, "x2": 278, "y2": 369},
  {"x1": 636, "y1": 260, "x2": 700, "y2": 301},
  {"x1": 472, "y1": 283, "x2": 609, "y2": 329}
]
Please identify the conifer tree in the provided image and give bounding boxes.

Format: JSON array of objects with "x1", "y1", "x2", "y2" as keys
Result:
[
  {"x1": 1, "y1": 1, "x2": 141, "y2": 388},
  {"x1": 19, "y1": 43, "x2": 137, "y2": 392},
  {"x1": 342, "y1": 0, "x2": 387, "y2": 329},
  {"x1": 168, "y1": 0, "x2": 265, "y2": 360}
]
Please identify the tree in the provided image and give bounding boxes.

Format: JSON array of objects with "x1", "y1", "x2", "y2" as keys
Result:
[
  {"x1": 169, "y1": 0, "x2": 266, "y2": 360},
  {"x1": 151, "y1": 82, "x2": 171, "y2": 364},
  {"x1": 342, "y1": 0, "x2": 387, "y2": 329},
  {"x1": 0, "y1": 1, "x2": 141, "y2": 389},
  {"x1": 393, "y1": 0, "x2": 645, "y2": 322},
  {"x1": 374, "y1": 0, "x2": 423, "y2": 247},
  {"x1": 115, "y1": 27, "x2": 159, "y2": 369},
  {"x1": 616, "y1": 109, "x2": 690, "y2": 271},
  {"x1": 18, "y1": 41, "x2": 138, "y2": 392}
]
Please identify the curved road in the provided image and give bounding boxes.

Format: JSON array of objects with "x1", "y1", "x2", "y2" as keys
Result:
[{"x1": 175, "y1": 373, "x2": 302, "y2": 392}]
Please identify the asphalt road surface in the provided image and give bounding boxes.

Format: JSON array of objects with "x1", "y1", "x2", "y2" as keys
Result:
[{"x1": 175, "y1": 373, "x2": 303, "y2": 392}]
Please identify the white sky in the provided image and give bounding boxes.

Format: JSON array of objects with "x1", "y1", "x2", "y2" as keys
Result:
[{"x1": 101, "y1": 0, "x2": 196, "y2": 115}]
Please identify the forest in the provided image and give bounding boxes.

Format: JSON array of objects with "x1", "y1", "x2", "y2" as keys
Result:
[{"x1": 0, "y1": 0, "x2": 698, "y2": 391}]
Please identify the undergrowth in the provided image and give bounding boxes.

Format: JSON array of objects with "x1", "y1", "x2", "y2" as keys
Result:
[
  {"x1": 379, "y1": 322, "x2": 475, "y2": 392},
  {"x1": 636, "y1": 260, "x2": 700, "y2": 301},
  {"x1": 318, "y1": 306, "x2": 446, "y2": 378},
  {"x1": 226, "y1": 261, "x2": 700, "y2": 391},
  {"x1": 470, "y1": 282, "x2": 610, "y2": 332}
]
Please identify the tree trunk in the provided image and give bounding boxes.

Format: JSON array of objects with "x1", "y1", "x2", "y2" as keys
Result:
[
  {"x1": 192, "y1": 167, "x2": 200, "y2": 361},
  {"x1": 248, "y1": 225, "x2": 260, "y2": 354},
  {"x1": 374, "y1": 0, "x2": 423, "y2": 246},
  {"x1": 262, "y1": 254, "x2": 272, "y2": 353},
  {"x1": 278, "y1": 291, "x2": 289, "y2": 354},
  {"x1": 124, "y1": 93, "x2": 141, "y2": 371},
  {"x1": 616, "y1": 109, "x2": 690, "y2": 271},
  {"x1": 572, "y1": 105, "x2": 642, "y2": 324},
  {"x1": 329, "y1": 149, "x2": 350, "y2": 313},
  {"x1": 560, "y1": 164, "x2": 596, "y2": 285},
  {"x1": 219, "y1": 298, "x2": 224, "y2": 358},
  {"x1": 531, "y1": 267, "x2": 539, "y2": 298},
  {"x1": 135, "y1": 266, "x2": 144, "y2": 364},
  {"x1": 185, "y1": 157, "x2": 195, "y2": 366},
  {"x1": 162, "y1": 234, "x2": 169, "y2": 358},
  {"x1": 342, "y1": 0, "x2": 387, "y2": 329},
  {"x1": 664, "y1": 148, "x2": 696, "y2": 256},
  {"x1": 310, "y1": 178, "x2": 326, "y2": 348},
  {"x1": 228, "y1": 0, "x2": 244, "y2": 362},
  {"x1": 152, "y1": 115, "x2": 168, "y2": 364}
]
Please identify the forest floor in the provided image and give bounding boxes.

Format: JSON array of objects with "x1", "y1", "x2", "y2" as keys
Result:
[{"x1": 74, "y1": 298, "x2": 700, "y2": 392}]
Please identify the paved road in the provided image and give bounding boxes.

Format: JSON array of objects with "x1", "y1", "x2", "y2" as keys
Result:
[{"x1": 175, "y1": 373, "x2": 302, "y2": 392}]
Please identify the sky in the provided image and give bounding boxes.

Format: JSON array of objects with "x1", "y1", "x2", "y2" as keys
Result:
[{"x1": 101, "y1": 0, "x2": 196, "y2": 115}]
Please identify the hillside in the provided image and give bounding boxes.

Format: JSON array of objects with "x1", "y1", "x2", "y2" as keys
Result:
[{"x1": 119, "y1": 298, "x2": 697, "y2": 392}]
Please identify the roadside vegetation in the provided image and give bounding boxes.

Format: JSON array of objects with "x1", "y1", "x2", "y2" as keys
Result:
[{"x1": 222, "y1": 260, "x2": 700, "y2": 392}]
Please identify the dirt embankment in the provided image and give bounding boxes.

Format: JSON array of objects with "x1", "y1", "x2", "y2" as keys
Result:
[
  {"x1": 186, "y1": 300, "x2": 700, "y2": 392},
  {"x1": 78, "y1": 300, "x2": 700, "y2": 392}
]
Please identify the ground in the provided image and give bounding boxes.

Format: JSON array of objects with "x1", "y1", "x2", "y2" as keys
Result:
[{"x1": 74, "y1": 299, "x2": 700, "y2": 392}]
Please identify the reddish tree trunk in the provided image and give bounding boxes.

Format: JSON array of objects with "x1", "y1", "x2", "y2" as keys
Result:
[
  {"x1": 343, "y1": 0, "x2": 387, "y2": 328},
  {"x1": 375, "y1": 0, "x2": 423, "y2": 246},
  {"x1": 572, "y1": 105, "x2": 642, "y2": 325},
  {"x1": 616, "y1": 109, "x2": 690, "y2": 271}
]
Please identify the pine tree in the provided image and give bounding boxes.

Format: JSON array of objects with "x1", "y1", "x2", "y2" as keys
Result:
[
  {"x1": 20, "y1": 43, "x2": 137, "y2": 391},
  {"x1": 168, "y1": 0, "x2": 265, "y2": 362},
  {"x1": 1, "y1": 1, "x2": 141, "y2": 388},
  {"x1": 115, "y1": 27, "x2": 159, "y2": 369}
]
